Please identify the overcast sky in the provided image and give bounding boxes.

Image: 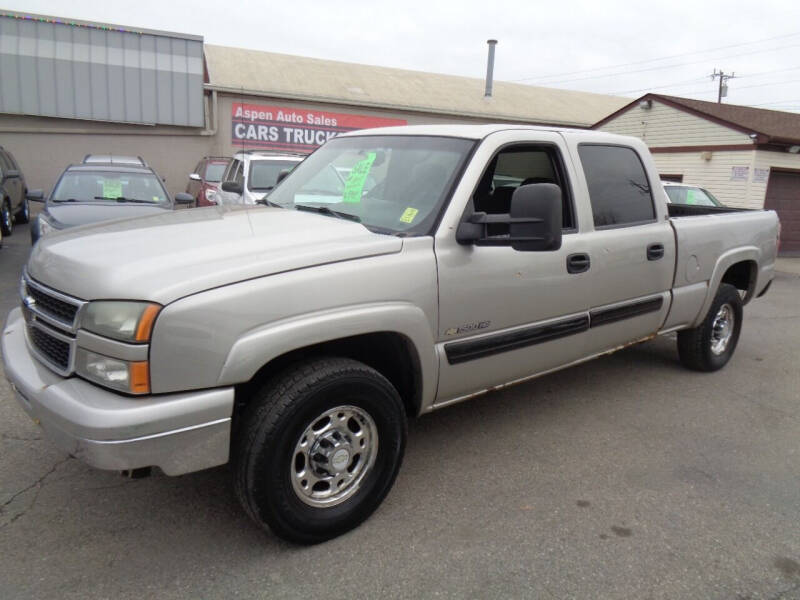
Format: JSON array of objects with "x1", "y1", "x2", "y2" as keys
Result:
[{"x1": 6, "y1": 0, "x2": 800, "y2": 112}]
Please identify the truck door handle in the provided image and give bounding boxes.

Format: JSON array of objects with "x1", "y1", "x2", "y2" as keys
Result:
[
  {"x1": 647, "y1": 243, "x2": 665, "y2": 261},
  {"x1": 567, "y1": 253, "x2": 591, "y2": 274}
]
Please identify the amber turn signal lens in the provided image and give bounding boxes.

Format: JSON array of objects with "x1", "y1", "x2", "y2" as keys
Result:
[
  {"x1": 130, "y1": 361, "x2": 150, "y2": 394},
  {"x1": 135, "y1": 304, "x2": 161, "y2": 342}
]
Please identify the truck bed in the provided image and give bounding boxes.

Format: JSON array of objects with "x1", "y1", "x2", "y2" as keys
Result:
[{"x1": 667, "y1": 204, "x2": 751, "y2": 217}]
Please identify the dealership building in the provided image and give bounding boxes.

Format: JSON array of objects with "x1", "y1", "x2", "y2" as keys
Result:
[{"x1": 0, "y1": 9, "x2": 627, "y2": 197}]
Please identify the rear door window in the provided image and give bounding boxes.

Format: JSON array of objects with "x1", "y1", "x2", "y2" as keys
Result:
[{"x1": 578, "y1": 145, "x2": 655, "y2": 228}]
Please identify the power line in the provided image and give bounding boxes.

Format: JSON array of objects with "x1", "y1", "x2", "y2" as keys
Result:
[
  {"x1": 518, "y1": 43, "x2": 800, "y2": 86},
  {"x1": 738, "y1": 66, "x2": 800, "y2": 78},
  {"x1": 733, "y1": 77, "x2": 800, "y2": 91},
  {"x1": 511, "y1": 30, "x2": 800, "y2": 83},
  {"x1": 605, "y1": 68, "x2": 800, "y2": 98},
  {"x1": 751, "y1": 98, "x2": 800, "y2": 106},
  {"x1": 608, "y1": 77, "x2": 709, "y2": 95}
]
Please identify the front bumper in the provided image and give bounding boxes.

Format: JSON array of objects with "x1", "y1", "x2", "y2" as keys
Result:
[{"x1": 2, "y1": 307, "x2": 234, "y2": 475}]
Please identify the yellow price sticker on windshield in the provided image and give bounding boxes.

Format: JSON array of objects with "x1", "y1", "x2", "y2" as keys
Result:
[{"x1": 400, "y1": 207, "x2": 419, "y2": 224}]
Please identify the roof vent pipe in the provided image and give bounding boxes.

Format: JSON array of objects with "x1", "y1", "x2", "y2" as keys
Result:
[{"x1": 484, "y1": 39, "x2": 498, "y2": 98}]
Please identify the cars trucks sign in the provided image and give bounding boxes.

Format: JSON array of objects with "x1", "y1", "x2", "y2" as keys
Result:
[{"x1": 231, "y1": 103, "x2": 407, "y2": 153}]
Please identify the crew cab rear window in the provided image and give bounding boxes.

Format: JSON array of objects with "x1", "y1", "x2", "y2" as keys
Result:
[{"x1": 578, "y1": 145, "x2": 655, "y2": 228}]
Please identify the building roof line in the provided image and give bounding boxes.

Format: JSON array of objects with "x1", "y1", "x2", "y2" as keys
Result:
[
  {"x1": 204, "y1": 83, "x2": 588, "y2": 128},
  {"x1": 593, "y1": 93, "x2": 800, "y2": 144},
  {"x1": 0, "y1": 9, "x2": 203, "y2": 41}
]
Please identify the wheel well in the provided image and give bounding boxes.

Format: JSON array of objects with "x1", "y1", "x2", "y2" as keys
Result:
[
  {"x1": 235, "y1": 332, "x2": 423, "y2": 419},
  {"x1": 721, "y1": 260, "x2": 757, "y2": 302}
]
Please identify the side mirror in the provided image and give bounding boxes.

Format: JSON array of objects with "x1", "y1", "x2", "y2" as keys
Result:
[
  {"x1": 189, "y1": 173, "x2": 202, "y2": 182},
  {"x1": 174, "y1": 192, "x2": 195, "y2": 205},
  {"x1": 221, "y1": 180, "x2": 243, "y2": 195},
  {"x1": 456, "y1": 183, "x2": 562, "y2": 252},
  {"x1": 275, "y1": 169, "x2": 291, "y2": 186},
  {"x1": 26, "y1": 189, "x2": 45, "y2": 202}
]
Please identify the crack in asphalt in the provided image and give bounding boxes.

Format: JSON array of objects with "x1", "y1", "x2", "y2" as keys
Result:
[
  {"x1": 0, "y1": 432, "x2": 44, "y2": 442},
  {"x1": 0, "y1": 456, "x2": 72, "y2": 529}
]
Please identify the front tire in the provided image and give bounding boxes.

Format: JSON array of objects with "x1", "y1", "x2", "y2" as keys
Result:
[
  {"x1": 234, "y1": 357, "x2": 407, "y2": 544},
  {"x1": 677, "y1": 283, "x2": 743, "y2": 371},
  {"x1": 1, "y1": 199, "x2": 12, "y2": 236},
  {"x1": 16, "y1": 196, "x2": 30, "y2": 224}
]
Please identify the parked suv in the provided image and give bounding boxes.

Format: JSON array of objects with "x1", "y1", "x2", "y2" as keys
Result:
[
  {"x1": 216, "y1": 151, "x2": 303, "y2": 205},
  {"x1": 0, "y1": 145, "x2": 31, "y2": 236},
  {"x1": 186, "y1": 156, "x2": 230, "y2": 207},
  {"x1": 29, "y1": 155, "x2": 194, "y2": 244}
]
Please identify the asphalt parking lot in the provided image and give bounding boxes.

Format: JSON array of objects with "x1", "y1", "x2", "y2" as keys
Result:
[{"x1": 1, "y1": 221, "x2": 799, "y2": 600}]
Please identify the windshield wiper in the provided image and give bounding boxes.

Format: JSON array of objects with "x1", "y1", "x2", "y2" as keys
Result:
[
  {"x1": 295, "y1": 204, "x2": 361, "y2": 222},
  {"x1": 52, "y1": 198, "x2": 79, "y2": 203},
  {"x1": 93, "y1": 196, "x2": 156, "y2": 204},
  {"x1": 256, "y1": 196, "x2": 283, "y2": 208}
]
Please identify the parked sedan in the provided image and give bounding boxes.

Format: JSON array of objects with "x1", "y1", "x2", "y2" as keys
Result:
[
  {"x1": 30, "y1": 155, "x2": 193, "y2": 244},
  {"x1": 0, "y1": 145, "x2": 31, "y2": 237},
  {"x1": 186, "y1": 156, "x2": 230, "y2": 207}
]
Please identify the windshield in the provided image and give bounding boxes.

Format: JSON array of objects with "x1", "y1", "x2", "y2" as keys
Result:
[
  {"x1": 51, "y1": 170, "x2": 169, "y2": 204},
  {"x1": 268, "y1": 135, "x2": 475, "y2": 235},
  {"x1": 248, "y1": 160, "x2": 300, "y2": 191},
  {"x1": 665, "y1": 185, "x2": 722, "y2": 207},
  {"x1": 204, "y1": 163, "x2": 227, "y2": 182}
]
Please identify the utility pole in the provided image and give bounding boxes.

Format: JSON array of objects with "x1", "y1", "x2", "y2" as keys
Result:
[{"x1": 710, "y1": 69, "x2": 735, "y2": 103}]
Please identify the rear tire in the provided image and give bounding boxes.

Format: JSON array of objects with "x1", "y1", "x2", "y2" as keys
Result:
[
  {"x1": 234, "y1": 357, "x2": 407, "y2": 544},
  {"x1": 1, "y1": 199, "x2": 12, "y2": 236},
  {"x1": 677, "y1": 283, "x2": 742, "y2": 372}
]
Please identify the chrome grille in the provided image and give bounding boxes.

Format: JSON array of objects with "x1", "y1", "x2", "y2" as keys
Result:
[
  {"x1": 26, "y1": 285, "x2": 79, "y2": 324},
  {"x1": 28, "y1": 325, "x2": 71, "y2": 370},
  {"x1": 20, "y1": 274, "x2": 84, "y2": 375}
]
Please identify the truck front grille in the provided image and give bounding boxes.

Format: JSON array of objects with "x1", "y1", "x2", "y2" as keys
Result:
[
  {"x1": 28, "y1": 325, "x2": 71, "y2": 371},
  {"x1": 26, "y1": 285, "x2": 79, "y2": 325}
]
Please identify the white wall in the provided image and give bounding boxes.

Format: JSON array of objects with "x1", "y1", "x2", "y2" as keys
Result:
[
  {"x1": 651, "y1": 150, "x2": 758, "y2": 208},
  {"x1": 600, "y1": 101, "x2": 754, "y2": 147},
  {"x1": 649, "y1": 149, "x2": 800, "y2": 209}
]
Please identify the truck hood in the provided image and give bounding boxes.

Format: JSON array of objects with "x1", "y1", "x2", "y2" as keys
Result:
[{"x1": 27, "y1": 205, "x2": 402, "y2": 304}]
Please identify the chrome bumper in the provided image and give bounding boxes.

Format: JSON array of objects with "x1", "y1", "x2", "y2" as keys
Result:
[{"x1": 2, "y1": 307, "x2": 234, "y2": 475}]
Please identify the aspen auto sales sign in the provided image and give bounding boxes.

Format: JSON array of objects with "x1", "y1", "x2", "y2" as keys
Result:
[{"x1": 231, "y1": 103, "x2": 407, "y2": 153}]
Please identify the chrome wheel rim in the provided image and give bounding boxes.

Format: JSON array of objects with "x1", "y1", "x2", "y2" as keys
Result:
[
  {"x1": 2, "y1": 204, "x2": 10, "y2": 230},
  {"x1": 290, "y1": 405, "x2": 378, "y2": 508},
  {"x1": 22, "y1": 199, "x2": 29, "y2": 221},
  {"x1": 710, "y1": 303, "x2": 735, "y2": 355}
]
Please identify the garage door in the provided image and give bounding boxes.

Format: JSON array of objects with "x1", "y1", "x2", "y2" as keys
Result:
[{"x1": 765, "y1": 170, "x2": 800, "y2": 254}]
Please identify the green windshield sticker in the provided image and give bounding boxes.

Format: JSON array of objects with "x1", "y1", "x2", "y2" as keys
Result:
[
  {"x1": 342, "y1": 152, "x2": 376, "y2": 203},
  {"x1": 399, "y1": 207, "x2": 419, "y2": 224},
  {"x1": 686, "y1": 189, "x2": 697, "y2": 205},
  {"x1": 102, "y1": 180, "x2": 123, "y2": 199}
]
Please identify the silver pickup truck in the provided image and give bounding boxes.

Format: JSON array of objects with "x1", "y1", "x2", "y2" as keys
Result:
[{"x1": 3, "y1": 125, "x2": 779, "y2": 543}]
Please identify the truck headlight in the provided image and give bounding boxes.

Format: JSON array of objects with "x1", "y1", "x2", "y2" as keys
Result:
[
  {"x1": 75, "y1": 348, "x2": 150, "y2": 394},
  {"x1": 204, "y1": 188, "x2": 217, "y2": 202},
  {"x1": 81, "y1": 301, "x2": 161, "y2": 342}
]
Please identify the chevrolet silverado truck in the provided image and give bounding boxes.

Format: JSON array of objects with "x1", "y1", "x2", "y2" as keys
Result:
[{"x1": 2, "y1": 125, "x2": 779, "y2": 544}]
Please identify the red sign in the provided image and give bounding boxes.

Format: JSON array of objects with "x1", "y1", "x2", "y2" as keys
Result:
[{"x1": 231, "y1": 103, "x2": 407, "y2": 153}]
